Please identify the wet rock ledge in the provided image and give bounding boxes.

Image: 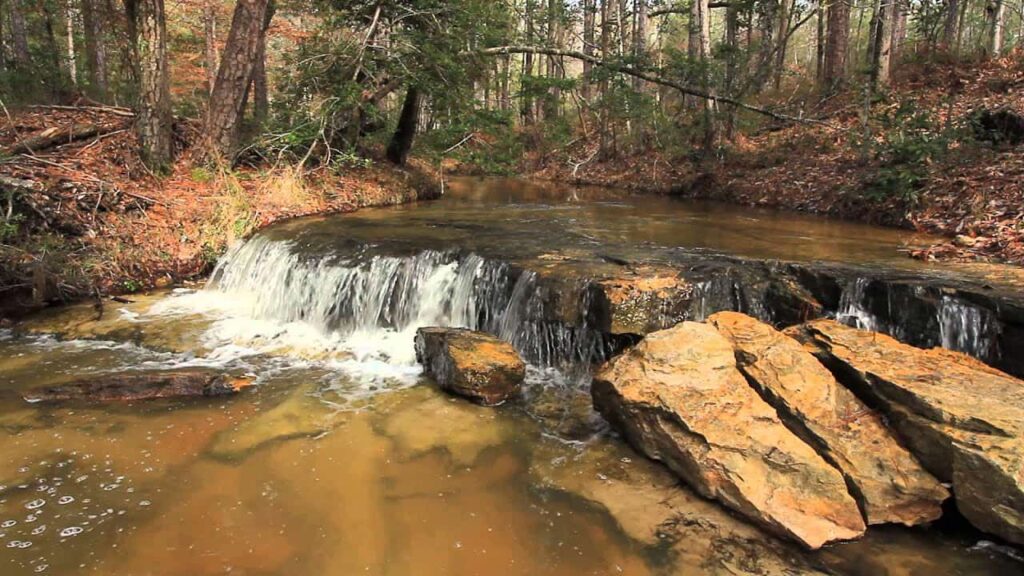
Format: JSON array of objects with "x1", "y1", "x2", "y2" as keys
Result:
[{"x1": 593, "y1": 313, "x2": 1024, "y2": 549}]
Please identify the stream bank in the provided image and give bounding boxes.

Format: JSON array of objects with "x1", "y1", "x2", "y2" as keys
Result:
[{"x1": 0, "y1": 105, "x2": 441, "y2": 318}]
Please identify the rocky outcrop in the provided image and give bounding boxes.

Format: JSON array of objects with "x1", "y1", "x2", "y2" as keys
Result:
[
  {"x1": 23, "y1": 370, "x2": 254, "y2": 403},
  {"x1": 708, "y1": 312, "x2": 948, "y2": 527},
  {"x1": 788, "y1": 319, "x2": 1024, "y2": 546},
  {"x1": 414, "y1": 327, "x2": 525, "y2": 406},
  {"x1": 592, "y1": 321, "x2": 866, "y2": 549}
]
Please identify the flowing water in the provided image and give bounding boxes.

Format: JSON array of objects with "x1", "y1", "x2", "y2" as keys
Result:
[{"x1": 1, "y1": 178, "x2": 1022, "y2": 575}]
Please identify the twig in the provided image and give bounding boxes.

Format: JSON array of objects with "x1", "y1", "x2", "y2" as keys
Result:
[{"x1": 442, "y1": 133, "x2": 475, "y2": 154}]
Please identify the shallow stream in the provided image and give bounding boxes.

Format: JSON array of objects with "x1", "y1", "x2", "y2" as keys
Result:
[{"x1": 1, "y1": 178, "x2": 1022, "y2": 575}]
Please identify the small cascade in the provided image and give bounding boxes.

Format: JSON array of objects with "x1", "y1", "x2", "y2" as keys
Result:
[
  {"x1": 938, "y1": 296, "x2": 999, "y2": 360},
  {"x1": 836, "y1": 278, "x2": 883, "y2": 332},
  {"x1": 200, "y1": 235, "x2": 606, "y2": 370}
]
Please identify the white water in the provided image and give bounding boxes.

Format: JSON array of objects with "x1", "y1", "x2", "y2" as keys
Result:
[
  {"x1": 146, "y1": 236, "x2": 605, "y2": 388},
  {"x1": 938, "y1": 296, "x2": 999, "y2": 359}
]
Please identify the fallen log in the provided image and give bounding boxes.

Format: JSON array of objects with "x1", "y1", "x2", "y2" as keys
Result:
[
  {"x1": 2, "y1": 123, "x2": 110, "y2": 156},
  {"x1": 23, "y1": 370, "x2": 255, "y2": 403}
]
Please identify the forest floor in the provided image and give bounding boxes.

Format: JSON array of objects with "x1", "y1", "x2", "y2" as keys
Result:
[
  {"x1": 530, "y1": 54, "x2": 1024, "y2": 265},
  {"x1": 0, "y1": 107, "x2": 440, "y2": 317}
]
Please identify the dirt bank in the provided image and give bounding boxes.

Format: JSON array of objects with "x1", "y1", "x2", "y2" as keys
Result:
[{"x1": 0, "y1": 106, "x2": 440, "y2": 318}]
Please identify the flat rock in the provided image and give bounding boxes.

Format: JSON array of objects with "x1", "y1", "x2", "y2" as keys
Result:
[
  {"x1": 709, "y1": 312, "x2": 948, "y2": 527},
  {"x1": 592, "y1": 321, "x2": 866, "y2": 549},
  {"x1": 415, "y1": 327, "x2": 525, "y2": 405},
  {"x1": 23, "y1": 369, "x2": 254, "y2": 403},
  {"x1": 788, "y1": 319, "x2": 1024, "y2": 546}
]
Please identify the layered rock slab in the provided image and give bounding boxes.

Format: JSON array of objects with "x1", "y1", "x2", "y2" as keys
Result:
[
  {"x1": 708, "y1": 311, "x2": 948, "y2": 527},
  {"x1": 788, "y1": 319, "x2": 1024, "y2": 546},
  {"x1": 414, "y1": 328, "x2": 525, "y2": 406},
  {"x1": 592, "y1": 321, "x2": 866, "y2": 549}
]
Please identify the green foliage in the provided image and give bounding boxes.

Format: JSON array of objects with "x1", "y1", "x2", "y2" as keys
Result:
[{"x1": 862, "y1": 102, "x2": 955, "y2": 204}]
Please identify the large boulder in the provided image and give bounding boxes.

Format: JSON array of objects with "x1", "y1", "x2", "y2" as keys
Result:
[
  {"x1": 23, "y1": 369, "x2": 254, "y2": 403},
  {"x1": 708, "y1": 312, "x2": 948, "y2": 527},
  {"x1": 414, "y1": 327, "x2": 525, "y2": 406},
  {"x1": 788, "y1": 319, "x2": 1024, "y2": 546},
  {"x1": 592, "y1": 321, "x2": 866, "y2": 549}
]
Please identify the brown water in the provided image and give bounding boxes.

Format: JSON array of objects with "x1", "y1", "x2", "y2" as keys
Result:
[{"x1": 1, "y1": 179, "x2": 1022, "y2": 575}]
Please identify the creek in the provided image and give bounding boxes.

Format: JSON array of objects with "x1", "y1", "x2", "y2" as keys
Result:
[{"x1": 1, "y1": 178, "x2": 1021, "y2": 575}]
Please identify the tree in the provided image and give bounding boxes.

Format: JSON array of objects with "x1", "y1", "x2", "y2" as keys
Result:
[
  {"x1": 204, "y1": 0, "x2": 272, "y2": 159},
  {"x1": 204, "y1": 0, "x2": 218, "y2": 94},
  {"x1": 81, "y1": 0, "x2": 109, "y2": 98},
  {"x1": 823, "y1": 0, "x2": 851, "y2": 90},
  {"x1": 251, "y1": 0, "x2": 276, "y2": 123},
  {"x1": 943, "y1": 0, "x2": 960, "y2": 49},
  {"x1": 136, "y1": 0, "x2": 173, "y2": 169},
  {"x1": 986, "y1": 0, "x2": 1006, "y2": 55},
  {"x1": 386, "y1": 86, "x2": 420, "y2": 165},
  {"x1": 7, "y1": 0, "x2": 31, "y2": 69}
]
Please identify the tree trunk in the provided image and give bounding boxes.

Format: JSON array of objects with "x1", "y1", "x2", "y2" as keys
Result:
[
  {"x1": 943, "y1": 0, "x2": 960, "y2": 49},
  {"x1": 872, "y1": 0, "x2": 894, "y2": 87},
  {"x1": 65, "y1": 0, "x2": 78, "y2": 86},
  {"x1": 136, "y1": 0, "x2": 172, "y2": 170},
  {"x1": 633, "y1": 0, "x2": 647, "y2": 92},
  {"x1": 204, "y1": 0, "x2": 217, "y2": 94},
  {"x1": 122, "y1": 0, "x2": 140, "y2": 86},
  {"x1": 696, "y1": 0, "x2": 715, "y2": 147},
  {"x1": 773, "y1": 0, "x2": 792, "y2": 88},
  {"x1": 816, "y1": 0, "x2": 825, "y2": 82},
  {"x1": 599, "y1": 0, "x2": 611, "y2": 155},
  {"x1": 8, "y1": 0, "x2": 31, "y2": 69},
  {"x1": 252, "y1": 0, "x2": 275, "y2": 122},
  {"x1": 204, "y1": 0, "x2": 271, "y2": 159},
  {"x1": 582, "y1": 0, "x2": 594, "y2": 100},
  {"x1": 986, "y1": 0, "x2": 1006, "y2": 55},
  {"x1": 823, "y1": 0, "x2": 850, "y2": 90},
  {"x1": 891, "y1": 0, "x2": 907, "y2": 61},
  {"x1": 386, "y1": 86, "x2": 420, "y2": 165},
  {"x1": 81, "y1": 0, "x2": 109, "y2": 98},
  {"x1": 522, "y1": 0, "x2": 535, "y2": 125}
]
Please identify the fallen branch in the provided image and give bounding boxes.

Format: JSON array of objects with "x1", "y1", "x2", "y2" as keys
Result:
[
  {"x1": 26, "y1": 104, "x2": 135, "y2": 118},
  {"x1": 2, "y1": 123, "x2": 112, "y2": 156},
  {"x1": 472, "y1": 46, "x2": 836, "y2": 127}
]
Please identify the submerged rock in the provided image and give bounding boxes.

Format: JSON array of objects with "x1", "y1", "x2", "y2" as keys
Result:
[
  {"x1": 530, "y1": 441, "x2": 830, "y2": 575},
  {"x1": 208, "y1": 383, "x2": 344, "y2": 460},
  {"x1": 788, "y1": 319, "x2": 1024, "y2": 546},
  {"x1": 378, "y1": 387, "x2": 512, "y2": 466},
  {"x1": 708, "y1": 312, "x2": 948, "y2": 527},
  {"x1": 592, "y1": 321, "x2": 866, "y2": 549},
  {"x1": 415, "y1": 327, "x2": 525, "y2": 405},
  {"x1": 23, "y1": 370, "x2": 254, "y2": 403}
]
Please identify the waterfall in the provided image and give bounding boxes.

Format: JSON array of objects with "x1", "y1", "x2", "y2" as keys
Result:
[
  {"x1": 938, "y1": 296, "x2": 999, "y2": 360},
  {"x1": 172, "y1": 235, "x2": 606, "y2": 372},
  {"x1": 837, "y1": 278, "x2": 882, "y2": 332}
]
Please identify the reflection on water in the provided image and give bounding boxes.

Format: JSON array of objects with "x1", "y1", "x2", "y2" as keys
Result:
[{"x1": 1, "y1": 178, "x2": 1023, "y2": 575}]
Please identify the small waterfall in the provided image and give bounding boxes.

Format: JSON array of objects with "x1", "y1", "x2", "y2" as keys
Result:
[
  {"x1": 202, "y1": 235, "x2": 605, "y2": 369},
  {"x1": 836, "y1": 278, "x2": 883, "y2": 332},
  {"x1": 938, "y1": 296, "x2": 999, "y2": 360}
]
